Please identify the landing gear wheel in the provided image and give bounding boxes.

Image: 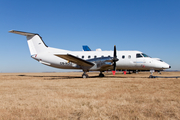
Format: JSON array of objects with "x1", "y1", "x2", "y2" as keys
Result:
[
  {"x1": 158, "y1": 71, "x2": 161, "y2": 74},
  {"x1": 82, "y1": 73, "x2": 88, "y2": 78},
  {"x1": 99, "y1": 73, "x2": 105, "y2": 77}
]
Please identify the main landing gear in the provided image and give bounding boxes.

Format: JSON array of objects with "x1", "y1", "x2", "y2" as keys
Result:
[
  {"x1": 82, "y1": 72, "x2": 88, "y2": 78},
  {"x1": 99, "y1": 72, "x2": 105, "y2": 77},
  {"x1": 82, "y1": 71, "x2": 105, "y2": 78}
]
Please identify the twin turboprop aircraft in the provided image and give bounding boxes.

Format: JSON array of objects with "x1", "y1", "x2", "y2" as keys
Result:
[{"x1": 9, "y1": 30, "x2": 171, "y2": 78}]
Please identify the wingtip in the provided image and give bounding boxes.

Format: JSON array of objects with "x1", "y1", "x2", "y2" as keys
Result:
[{"x1": 9, "y1": 30, "x2": 15, "y2": 33}]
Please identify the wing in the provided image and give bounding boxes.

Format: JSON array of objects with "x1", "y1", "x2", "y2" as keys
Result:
[{"x1": 55, "y1": 54, "x2": 94, "y2": 67}]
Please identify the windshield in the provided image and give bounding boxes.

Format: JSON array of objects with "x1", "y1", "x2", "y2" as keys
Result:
[
  {"x1": 136, "y1": 53, "x2": 143, "y2": 58},
  {"x1": 142, "y1": 53, "x2": 150, "y2": 57},
  {"x1": 136, "y1": 53, "x2": 151, "y2": 58}
]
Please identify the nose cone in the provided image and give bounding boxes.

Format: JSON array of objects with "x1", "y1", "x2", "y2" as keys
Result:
[
  {"x1": 151, "y1": 58, "x2": 171, "y2": 70},
  {"x1": 155, "y1": 61, "x2": 170, "y2": 69},
  {"x1": 162, "y1": 63, "x2": 171, "y2": 69}
]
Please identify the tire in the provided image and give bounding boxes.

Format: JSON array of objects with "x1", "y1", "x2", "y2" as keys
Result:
[
  {"x1": 99, "y1": 73, "x2": 104, "y2": 77},
  {"x1": 82, "y1": 74, "x2": 88, "y2": 78}
]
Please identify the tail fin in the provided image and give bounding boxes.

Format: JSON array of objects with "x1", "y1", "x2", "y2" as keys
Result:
[
  {"x1": 82, "y1": 45, "x2": 91, "y2": 51},
  {"x1": 9, "y1": 30, "x2": 48, "y2": 55}
]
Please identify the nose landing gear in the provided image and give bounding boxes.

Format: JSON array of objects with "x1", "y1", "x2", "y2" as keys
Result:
[{"x1": 150, "y1": 69, "x2": 155, "y2": 75}]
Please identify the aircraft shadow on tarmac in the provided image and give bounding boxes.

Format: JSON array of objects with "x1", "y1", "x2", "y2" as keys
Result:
[{"x1": 17, "y1": 74, "x2": 148, "y2": 80}]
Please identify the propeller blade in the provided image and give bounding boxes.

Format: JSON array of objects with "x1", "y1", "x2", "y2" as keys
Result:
[
  {"x1": 114, "y1": 45, "x2": 117, "y2": 58},
  {"x1": 112, "y1": 45, "x2": 117, "y2": 75},
  {"x1": 113, "y1": 61, "x2": 116, "y2": 71}
]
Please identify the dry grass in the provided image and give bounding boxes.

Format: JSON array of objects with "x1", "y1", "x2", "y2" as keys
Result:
[{"x1": 0, "y1": 72, "x2": 180, "y2": 120}]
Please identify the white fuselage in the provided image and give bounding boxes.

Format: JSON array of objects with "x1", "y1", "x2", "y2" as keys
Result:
[{"x1": 33, "y1": 47, "x2": 170, "y2": 71}]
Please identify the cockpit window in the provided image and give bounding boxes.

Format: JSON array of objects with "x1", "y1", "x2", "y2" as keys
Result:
[
  {"x1": 142, "y1": 53, "x2": 150, "y2": 57},
  {"x1": 136, "y1": 54, "x2": 143, "y2": 58},
  {"x1": 137, "y1": 53, "x2": 150, "y2": 58}
]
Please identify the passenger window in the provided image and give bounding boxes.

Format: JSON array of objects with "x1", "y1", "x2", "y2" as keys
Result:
[
  {"x1": 122, "y1": 55, "x2": 125, "y2": 59},
  {"x1": 94, "y1": 56, "x2": 97, "y2": 58},
  {"x1": 88, "y1": 56, "x2": 91, "y2": 58},
  {"x1": 101, "y1": 55, "x2": 104, "y2": 57},
  {"x1": 108, "y1": 55, "x2": 110, "y2": 57},
  {"x1": 136, "y1": 54, "x2": 143, "y2": 58},
  {"x1": 82, "y1": 56, "x2": 84, "y2": 58},
  {"x1": 128, "y1": 55, "x2": 131, "y2": 59}
]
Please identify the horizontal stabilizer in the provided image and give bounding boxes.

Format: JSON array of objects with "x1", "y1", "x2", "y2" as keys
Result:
[
  {"x1": 55, "y1": 54, "x2": 94, "y2": 67},
  {"x1": 9, "y1": 30, "x2": 39, "y2": 36}
]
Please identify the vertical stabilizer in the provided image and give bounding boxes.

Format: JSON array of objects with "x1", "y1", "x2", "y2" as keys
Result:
[
  {"x1": 82, "y1": 45, "x2": 91, "y2": 51},
  {"x1": 9, "y1": 30, "x2": 48, "y2": 55}
]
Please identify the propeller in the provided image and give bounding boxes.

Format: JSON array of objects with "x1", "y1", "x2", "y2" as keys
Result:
[{"x1": 112, "y1": 45, "x2": 118, "y2": 75}]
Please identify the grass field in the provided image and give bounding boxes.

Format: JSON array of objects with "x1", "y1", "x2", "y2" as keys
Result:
[{"x1": 0, "y1": 72, "x2": 180, "y2": 120}]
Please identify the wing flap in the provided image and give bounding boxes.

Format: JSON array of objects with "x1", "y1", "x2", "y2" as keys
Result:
[{"x1": 55, "y1": 54, "x2": 94, "y2": 67}]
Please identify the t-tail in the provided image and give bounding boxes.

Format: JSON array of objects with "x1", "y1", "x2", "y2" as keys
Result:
[{"x1": 9, "y1": 30, "x2": 48, "y2": 55}]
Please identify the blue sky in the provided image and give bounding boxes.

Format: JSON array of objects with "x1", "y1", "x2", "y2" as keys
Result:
[{"x1": 0, "y1": 0, "x2": 180, "y2": 72}]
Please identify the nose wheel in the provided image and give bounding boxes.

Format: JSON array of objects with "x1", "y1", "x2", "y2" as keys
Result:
[{"x1": 150, "y1": 69, "x2": 155, "y2": 75}]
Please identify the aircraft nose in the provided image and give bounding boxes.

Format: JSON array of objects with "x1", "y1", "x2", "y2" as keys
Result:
[{"x1": 161, "y1": 63, "x2": 171, "y2": 69}]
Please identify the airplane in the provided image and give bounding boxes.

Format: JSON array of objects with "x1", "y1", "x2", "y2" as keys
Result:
[{"x1": 9, "y1": 30, "x2": 171, "y2": 78}]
